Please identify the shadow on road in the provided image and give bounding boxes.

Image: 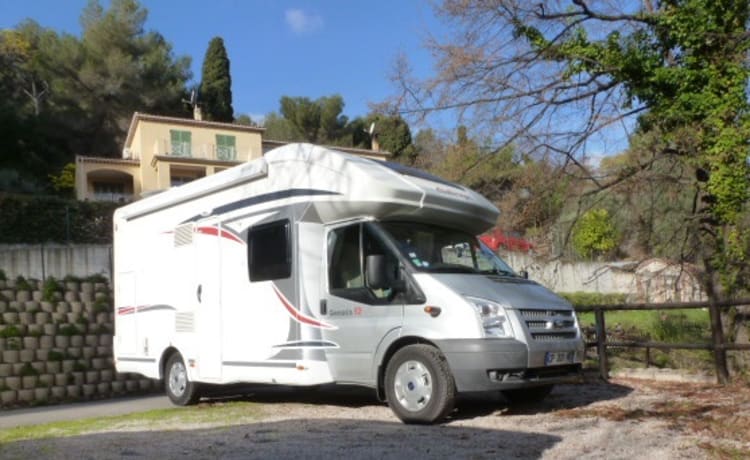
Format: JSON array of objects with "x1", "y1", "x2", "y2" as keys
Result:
[
  {"x1": 0, "y1": 418, "x2": 563, "y2": 459},
  {"x1": 201, "y1": 379, "x2": 634, "y2": 421}
]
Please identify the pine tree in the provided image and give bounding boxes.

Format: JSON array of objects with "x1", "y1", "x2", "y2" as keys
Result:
[{"x1": 199, "y1": 37, "x2": 233, "y2": 122}]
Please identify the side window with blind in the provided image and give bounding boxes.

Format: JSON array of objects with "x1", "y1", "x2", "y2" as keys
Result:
[
  {"x1": 216, "y1": 134, "x2": 236, "y2": 161},
  {"x1": 248, "y1": 220, "x2": 291, "y2": 281},
  {"x1": 170, "y1": 130, "x2": 192, "y2": 157}
]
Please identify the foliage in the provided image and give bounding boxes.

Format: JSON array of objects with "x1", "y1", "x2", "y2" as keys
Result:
[
  {"x1": 361, "y1": 113, "x2": 416, "y2": 163},
  {"x1": 396, "y1": 1, "x2": 750, "y2": 296},
  {"x1": 14, "y1": 275, "x2": 32, "y2": 291},
  {"x1": 275, "y1": 94, "x2": 349, "y2": 144},
  {"x1": 199, "y1": 37, "x2": 233, "y2": 122},
  {"x1": 19, "y1": 363, "x2": 39, "y2": 377},
  {"x1": 42, "y1": 276, "x2": 61, "y2": 302},
  {"x1": 572, "y1": 209, "x2": 619, "y2": 259},
  {"x1": 0, "y1": 325, "x2": 22, "y2": 338},
  {"x1": 58, "y1": 324, "x2": 81, "y2": 336},
  {"x1": 0, "y1": 269, "x2": 6, "y2": 282},
  {"x1": 0, "y1": 0, "x2": 191, "y2": 191},
  {"x1": 558, "y1": 292, "x2": 628, "y2": 308},
  {"x1": 48, "y1": 163, "x2": 75, "y2": 197},
  {"x1": 46, "y1": 350, "x2": 64, "y2": 361},
  {"x1": 0, "y1": 193, "x2": 118, "y2": 244}
]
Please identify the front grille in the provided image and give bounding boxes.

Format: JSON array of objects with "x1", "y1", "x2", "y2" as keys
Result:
[{"x1": 519, "y1": 308, "x2": 579, "y2": 341}]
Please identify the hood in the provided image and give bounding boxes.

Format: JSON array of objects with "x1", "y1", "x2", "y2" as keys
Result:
[{"x1": 431, "y1": 274, "x2": 572, "y2": 310}]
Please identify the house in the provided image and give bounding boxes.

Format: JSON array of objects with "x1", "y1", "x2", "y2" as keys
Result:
[{"x1": 75, "y1": 112, "x2": 388, "y2": 202}]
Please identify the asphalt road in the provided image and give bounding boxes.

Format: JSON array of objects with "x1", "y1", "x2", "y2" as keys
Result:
[{"x1": 0, "y1": 395, "x2": 175, "y2": 429}]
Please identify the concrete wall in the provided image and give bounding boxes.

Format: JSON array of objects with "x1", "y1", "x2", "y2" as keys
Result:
[
  {"x1": 0, "y1": 245, "x2": 112, "y2": 281},
  {"x1": 0, "y1": 279, "x2": 158, "y2": 408},
  {"x1": 0, "y1": 244, "x2": 705, "y2": 303},
  {"x1": 500, "y1": 251, "x2": 705, "y2": 303}
]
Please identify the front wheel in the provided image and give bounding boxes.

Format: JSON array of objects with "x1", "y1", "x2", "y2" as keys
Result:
[
  {"x1": 164, "y1": 352, "x2": 201, "y2": 405},
  {"x1": 384, "y1": 344, "x2": 456, "y2": 424}
]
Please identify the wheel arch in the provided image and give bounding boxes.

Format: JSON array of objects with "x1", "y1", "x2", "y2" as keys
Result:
[
  {"x1": 160, "y1": 346, "x2": 180, "y2": 380},
  {"x1": 375, "y1": 336, "x2": 442, "y2": 401}
]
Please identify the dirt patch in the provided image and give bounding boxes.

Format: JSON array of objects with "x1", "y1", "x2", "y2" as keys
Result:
[{"x1": 1, "y1": 378, "x2": 748, "y2": 459}]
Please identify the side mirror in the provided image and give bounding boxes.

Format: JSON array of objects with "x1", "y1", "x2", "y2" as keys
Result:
[
  {"x1": 520, "y1": 270, "x2": 529, "y2": 279},
  {"x1": 366, "y1": 254, "x2": 388, "y2": 290},
  {"x1": 366, "y1": 254, "x2": 406, "y2": 292}
]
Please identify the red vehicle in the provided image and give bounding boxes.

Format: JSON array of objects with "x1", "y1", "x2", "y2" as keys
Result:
[{"x1": 479, "y1": 229, "x2": 534, "y2": 252}]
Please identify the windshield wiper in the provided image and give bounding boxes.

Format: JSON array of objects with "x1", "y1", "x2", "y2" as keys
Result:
[{"x1": 480, "y1": 268, "x2": 518, "y2": 277}]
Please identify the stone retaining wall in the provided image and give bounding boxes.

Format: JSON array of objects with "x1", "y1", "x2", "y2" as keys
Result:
[{"x1": 0, "y1": 277, "x2": 159, "y2": 408}]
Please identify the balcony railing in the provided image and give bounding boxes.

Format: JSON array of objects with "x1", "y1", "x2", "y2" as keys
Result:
[{"x1": 92, "y1": 192, "x2": 133, "y2": 202}]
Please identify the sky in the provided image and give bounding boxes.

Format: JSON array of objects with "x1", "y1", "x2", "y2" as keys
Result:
[{"x1": 0, "y1": 0, "x2": 441, "y2": 123}]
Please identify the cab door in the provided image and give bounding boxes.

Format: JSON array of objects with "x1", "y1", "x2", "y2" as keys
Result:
[{"x1": 322, "y1": 222, "x2": 403, "y2": 385}]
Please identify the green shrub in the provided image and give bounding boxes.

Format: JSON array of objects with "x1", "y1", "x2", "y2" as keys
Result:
[
  {"x1": 72, "y1": 361, "x2": 87, "y2": 372},
  {"x1": 0, "y1": 325, "x2": 22, "y2": 338},
  {"x1": 6, "y1": 337, "x2": 20, "y2": 350},
  {"x1": 86, "y1": 274, "x2": 109, "y2": 284},
  {"x1": 42, "y1": 276, "x2": 61, "y2": 302},
  {"x1": 19, "y1": 363, "x2": 39, "y2": 377},
  {"x1": 558, "y1": 292, "x2": 628, "y2": 307},
  {"x1": 47, "y1": 350, "x2": 64, "y2": 361},
  {"x1": 93, "y1": 299, "x2": 110, "y2": 313},
  {"x1": 58, "y1": 324, "x2": 81, "y2": 336},
  {"x1": 0, "y1": 269, "x2": 6, "y2": 281},
  {"x1": 0, "y1": 193, "x2": 118, "y2": 244},
  {"x1": 650, "y1": 311, "x2": 708, "y2": 343},
  {"x1": 15, "y1": 275, "x2": 31, "y2": 291}
]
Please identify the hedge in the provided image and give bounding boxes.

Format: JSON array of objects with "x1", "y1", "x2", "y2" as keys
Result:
[{"x1": 0, "y1": 193, "x2": 118, "y2": 244}]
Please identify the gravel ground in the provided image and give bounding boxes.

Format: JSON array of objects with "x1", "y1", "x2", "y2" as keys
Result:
[{"x1": 1, "y1": 377, "x2": 748, "y2": 459}]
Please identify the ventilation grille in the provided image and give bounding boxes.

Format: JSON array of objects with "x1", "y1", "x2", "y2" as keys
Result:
[
  {"x1": 175, "y1": 312, "x2": 195, "y2": 332},
  {"x1": 174, "y1": 224, "x2": 193, "y2": 247},
  {"x1": 519, "y1": 309, "x2": 579, "y2": 341}
]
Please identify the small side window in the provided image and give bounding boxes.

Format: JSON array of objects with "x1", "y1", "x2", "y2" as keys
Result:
[{"x1": 248, "y1": 220, "x2": 291, "y2": 281}]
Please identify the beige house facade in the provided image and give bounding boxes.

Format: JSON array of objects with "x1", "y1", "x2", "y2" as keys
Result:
[{"x1": 75, "y1": 112, "x2": 388, "y2": 202}]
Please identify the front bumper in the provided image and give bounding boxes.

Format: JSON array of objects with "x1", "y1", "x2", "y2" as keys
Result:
[{"x1": 433, "y1": 338, "x2": 583, "y2": 392}]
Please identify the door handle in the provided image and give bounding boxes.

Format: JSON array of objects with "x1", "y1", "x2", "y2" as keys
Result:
[
  {"x1": 197, "y1": 284, "x2": 202, "y2": 303},
  {"x1": 320, "y1": 299, "x2": 327, "y2": 315}
]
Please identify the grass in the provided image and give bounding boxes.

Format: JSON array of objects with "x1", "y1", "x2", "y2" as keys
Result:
[
  {"x1": 0, "y1": 401, "x2": 263, "y2": 445},
  {"x1": 577, "y1": 308, "x2": 710, "y2": 340},
  {"x1": 578, "y1": 308, "x2": 714, "y2": 371}
]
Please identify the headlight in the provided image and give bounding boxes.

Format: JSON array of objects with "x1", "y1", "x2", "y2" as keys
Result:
[{"x1": 465, "y1": 296, "x2": 514, "y2": 338}]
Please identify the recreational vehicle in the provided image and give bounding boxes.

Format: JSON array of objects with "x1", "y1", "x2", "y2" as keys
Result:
[{"x1": 113, "y1": 143, "x2": 584, "y2": 423}]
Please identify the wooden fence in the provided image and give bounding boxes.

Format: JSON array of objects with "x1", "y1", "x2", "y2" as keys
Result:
[{"x1": 575, "y1": 299, "x2": 750, "y2": 382}]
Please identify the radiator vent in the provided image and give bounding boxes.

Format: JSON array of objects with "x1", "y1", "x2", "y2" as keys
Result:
[{"x1": 174, "y1": 224, "x2": 193, "y2": 247}]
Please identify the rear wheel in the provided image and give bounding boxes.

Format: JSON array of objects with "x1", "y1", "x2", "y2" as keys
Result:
[
  {"x1": 384, "y1": 344, "x2": 455, "y2": 424},
  {"x1": 164, "y1": 352, "x2": 200, "y2": 405},
  {"x1": 501, "y1": 384, "x2": 553, "y2": 405}
]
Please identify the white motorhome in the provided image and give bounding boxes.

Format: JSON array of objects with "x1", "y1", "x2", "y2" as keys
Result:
[{"x1": 113, "y1": 143, "x2": 584, "y2": 423}]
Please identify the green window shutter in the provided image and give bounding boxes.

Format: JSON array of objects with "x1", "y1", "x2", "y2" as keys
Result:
[
  {"x1": 170, "y1": 130, "x2": 192, "y2": 157},
  {"x1": 216, "y1": 134, "x2": 236, "y2": 160}
]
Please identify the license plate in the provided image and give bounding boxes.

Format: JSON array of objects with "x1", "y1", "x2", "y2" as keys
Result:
[{"x1": 545, "y1": 351, "x2": 574, "y2": 366}]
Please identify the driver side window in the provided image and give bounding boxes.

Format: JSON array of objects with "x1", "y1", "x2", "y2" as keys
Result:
[{"x1": 327, "y1": 223, "x2": 400, "y2": 305}]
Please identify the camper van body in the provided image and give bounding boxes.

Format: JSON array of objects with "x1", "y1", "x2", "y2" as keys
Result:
[{"x1": 113, "y1": 143, "x2": 583, "y2": 423}]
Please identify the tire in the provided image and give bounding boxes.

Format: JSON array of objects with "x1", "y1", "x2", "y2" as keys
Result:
[
  {"x1": 384, "y1": 344, "x2": 456, "y2": 424},
  {"x1": 501, "y1": 384, "x2": 553, "y2": 405},
  {"x1": 164, "y1": 352, "x2": 201, "y2": 405}
]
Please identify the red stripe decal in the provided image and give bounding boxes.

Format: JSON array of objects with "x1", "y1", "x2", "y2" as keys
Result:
[
  {"x1": 272, "y1": 286, "x2": 337, "y2": 330},
  {"x1": 196, "y1": 226, "x2": 244, "y2": 244},
  {"x1": 117, "y1": 306, "x2": 136, "y2": 315}
]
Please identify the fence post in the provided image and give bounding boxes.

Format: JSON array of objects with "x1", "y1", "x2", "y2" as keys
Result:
[
  {"x1": 708, "y1": 298, "x2": 729, "y2": 384},
  {"x1": 594, "y1": 307, "x2": 609, "y2": 380}
]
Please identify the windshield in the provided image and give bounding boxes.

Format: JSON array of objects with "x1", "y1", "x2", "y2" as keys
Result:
[{"x1": 378, "y1": 221, "x2": 518, "y2": 276}]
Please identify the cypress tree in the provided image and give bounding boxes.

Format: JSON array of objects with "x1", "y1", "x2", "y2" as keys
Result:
[{"x1": 199, "y1": 37, "x2": 233, "y2": 122}]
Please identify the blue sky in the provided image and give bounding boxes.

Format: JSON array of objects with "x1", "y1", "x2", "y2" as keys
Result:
[{"x1": 0, "y1": 0, "x2": 440, "y2": 123}]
